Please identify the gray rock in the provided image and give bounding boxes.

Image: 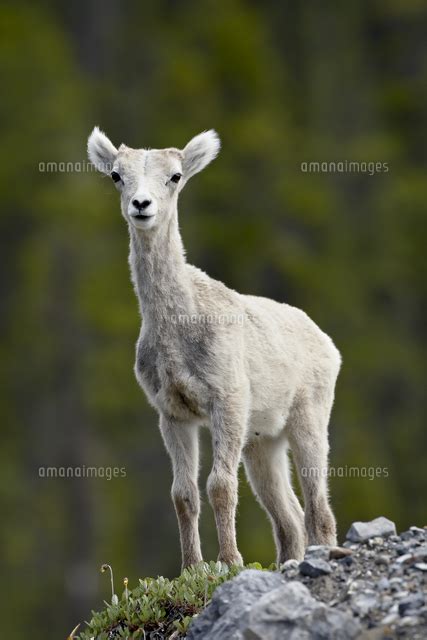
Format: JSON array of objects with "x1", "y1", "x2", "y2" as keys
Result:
[
  {"x1": 245, "y1": 582, "x2": 360, "y2": 640},
  {"x1": 299, "y1": 558, "x2": 332, "y2": 578},
  {"x1": 188, "y1": 522, "x2": 427, "y2": 639},
  {"x1": 188, "y1": 570, "x2": 361, "y2": 640},
  {"x1": 400, "y1": 530, "x2": 414, "y2": 541},
  {"x1": 347, "y1": 579, "x2": 374, "y2": 595},
  {"x1": 374, "y1": 555, "x2": 389, "y2": 566},
  {"x1": 398, "y1": 594, "x2": 425, "y2": 616},
  {"x1": 389, "y1": 577, "x2": 404, "y2": 591},
  {"x1": 381, "y1": 612, "x2": 399, "y2": 625},
  {"x1": 346, "y1": 517, "x2": 396, "y2": 542},
  {"x1": 246, "y1": 582, "x2": 320, "y2": 630},
  {"x1": 351, "y1": 591, "x2": 378, "y2": 616},
  {"x1": 394, "y1": 553, "x2": 414, "y2": 566},
  {"x1": 305, "y1": 545, "x2": 330, "y2": 560},
  {"x1": 342, "y1": 540, "x2": 356, "y2": 549},
  {"x1": 367, "y1": 536, "x2": 384, "y2": 547},
  {"x1": 187, "y1": 570, "x2": 284, "y2": 640},
  {"x1": 379, "y1": 595, "x2": 393, "y2": 611},
  {"x1": 377, "y1": 577, "x2": 390, "y2": 590},
  {"x1": 412, "y1": 545, "x2": 427, "y2": 561},
  {"x1": 410, "y1": 526, "x2": 426, "y2": 535},
  {"x1": 340, "y1": 555, "x2": 354, "y2": 568},
  {"x1": 399, "y1": 615, "x2": 421, "y2": 626}
]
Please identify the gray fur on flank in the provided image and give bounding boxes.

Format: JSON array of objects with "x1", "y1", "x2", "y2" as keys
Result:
[{"x1": 88, "y1": 127, "x2": 341, "y2": 568}]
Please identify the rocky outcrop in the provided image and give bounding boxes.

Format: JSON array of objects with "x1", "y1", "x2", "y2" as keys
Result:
[{"x1": 188, "y1": 518, "x2": 427, "y2": 639}]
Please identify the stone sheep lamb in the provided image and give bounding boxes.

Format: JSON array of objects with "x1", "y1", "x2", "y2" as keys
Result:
[{"x1": 87, "y1": 127, "x2": 341, "y2": 569}]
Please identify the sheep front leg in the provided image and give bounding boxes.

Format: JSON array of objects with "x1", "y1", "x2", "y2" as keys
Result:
[
  {"x1": 207, "y1": 402, "x2": 246, "y2": 566},
  {"x1": 159, "y1": 415, "x2": 203, "y2": 570}
]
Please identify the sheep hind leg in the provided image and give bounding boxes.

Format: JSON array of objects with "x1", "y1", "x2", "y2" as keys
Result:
[
  {"x1": 243, "y1": 435, "x2": 305, "y2": 564},
  {"x1": 287, "y1": 391, "x2": 337, "y2": 547}
]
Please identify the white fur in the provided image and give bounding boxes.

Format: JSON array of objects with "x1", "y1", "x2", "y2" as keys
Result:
[
  {"x1": 88, "y1": 127, "x2": 341, "y2": 568},
  {"x1": 182, "y1": 130, "x2": 221, "y2": 182},
  {"x1": 87, "y1": 126, "x2": 118, "y2": 173}
]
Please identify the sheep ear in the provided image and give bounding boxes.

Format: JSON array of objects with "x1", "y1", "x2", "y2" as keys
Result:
[
  {"x1": 182, "y1": 130, "x2": 220, "y2": 181},
  {"x1": 87, "y1": 126, "x2": 118, "y2": 173}
]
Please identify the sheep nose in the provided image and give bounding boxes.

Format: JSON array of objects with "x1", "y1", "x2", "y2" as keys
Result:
[{"x1": 132, "y1": 198, "x2": 152, "y2": 211}]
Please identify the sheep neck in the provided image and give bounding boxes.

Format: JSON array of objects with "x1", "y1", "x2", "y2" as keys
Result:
[{"x1": 128, "y1": 208, "x2": 195, "y2": 327}]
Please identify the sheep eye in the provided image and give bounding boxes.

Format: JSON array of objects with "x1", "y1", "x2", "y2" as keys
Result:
[
  {"x1": 171, "y1": 173, "x2": 182, "y2": 183},
  {"x1": 111, "y1": 171, "x2": 121, "y2": 183}
]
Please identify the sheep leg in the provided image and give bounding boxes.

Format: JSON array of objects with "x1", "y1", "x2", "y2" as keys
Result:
[
  {"x1": 243, "y1": 435, "x2": 306, "y2": 564},
  {"x1": 288, "y1": 391, "x2": 337, "y2": 546},
  {"x1": 159, "y1": 415, "x2": 203, "y2": 569},
  {"x1": 207, "y1": 401, "x2": 246, "y2": 566}
]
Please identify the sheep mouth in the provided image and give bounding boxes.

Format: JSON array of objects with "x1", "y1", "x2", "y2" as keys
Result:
[{"x1": 132, "y1": 214, "x2": 154, "y2": 221}]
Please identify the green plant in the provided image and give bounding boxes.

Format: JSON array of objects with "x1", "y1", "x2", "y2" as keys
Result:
[{"x1": 77, "y1": 562, "x2": 265, "y2": 639}]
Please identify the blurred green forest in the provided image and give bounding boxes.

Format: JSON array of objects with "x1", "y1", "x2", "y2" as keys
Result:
[{"x1": 1, "y1": 1, "x2": 426, "y2": 638}]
